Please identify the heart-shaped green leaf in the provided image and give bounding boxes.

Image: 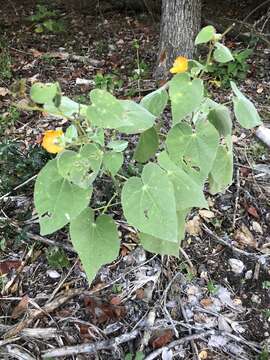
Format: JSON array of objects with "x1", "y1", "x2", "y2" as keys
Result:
[
  {"x1": 30, "y1": 82, "x2": 59, "y2": 104},
  {"x1": 231, "y1": 82, "x2": 262, "y2": 129},
  {"x1": 195, "y1": 25, "x2": 216, "y2": 45},
  {"x1": 139, "y1": 210, "x2": 188, "y2": 256},
  {"x1": 44, "y1": 96, "x2": 87, "y2": 118},
  {"x1": 169, "y1": 73, "x2": 204, "y2": 125},
  {"x1": 86, "y1": 90, "x2": 155, "y2": 134},
  {"x1": 133, "y1": 127, "x2": 159, "y2": 163},
  {"x1": 166, "y1": 120, "x2": 219, "y2": 182},
  {"x1": 34, "y1": 159, "x2": 92, "y2": 235},
  {"x1": 87, "y1": 89, "x2": 125, "y2": 129},
  {"x1": 70, "y1": 208, "x2": 120, "y2": 283},
  {"x1": 213, "y1": 43, "x2": 234, "y2": 63},
  {"x1": 121, "y1": 163, "x2": 178, "y2": 242},
  {"x1": 140, "y1": 88, "x2": 168, "y2": 116},
  {"x1": 118, "y1": 100, "x2": 156, "y2": 134},
  {"x1": 208, "y1": 104, "x2": 232, "y2": 136},
  {"x1": 158, "y1": 151, "x2": 207, "y2": 210},
  {"x1": 107, "y1": 140, "x2": 128, "y2": 152},
  {"x1": 209, "y1": 144, "x2": 233, "y2": 194},
  {"x1": 57, "y1": 144, "x2": 103, "y2": 188},
  {"x1": 103, "y1": 151, "x2": 124, "y2": 176}
]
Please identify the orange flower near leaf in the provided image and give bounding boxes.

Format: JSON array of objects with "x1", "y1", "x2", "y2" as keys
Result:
[
  {"x1": 170, "y1": 56, "x2": 188, "y2": 74},
  {"x1": 42, "y1": 129, "x2": 64, "y2": 154}
]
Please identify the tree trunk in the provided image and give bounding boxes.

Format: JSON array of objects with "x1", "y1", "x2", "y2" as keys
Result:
[{"x1": 155, "y1": 0, "x2": 201, "y2": 79}]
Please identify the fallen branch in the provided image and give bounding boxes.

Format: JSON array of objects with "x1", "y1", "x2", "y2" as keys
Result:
[
  {"x1": 202, "y1": 224, "x2": 270, "y2": 262},
  {"x1": 42, "y1": 329, "x2": 140, "y2": 358},
  {"x1": 4, "y1": 288, "x2": 83, "y2": 338}
]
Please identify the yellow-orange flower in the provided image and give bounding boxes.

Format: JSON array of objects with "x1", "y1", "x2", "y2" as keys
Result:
[
  {"x1": 42, "y1": 129, "x2": 64, "y2": 154},
  {"x1": 170, "y1": 56, "x2": 188, "y2": 74}
]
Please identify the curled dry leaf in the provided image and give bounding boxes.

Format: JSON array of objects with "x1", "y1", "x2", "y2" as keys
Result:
[
  {"x1": 185, "y1": 215, "x2": 202, "y2": 236},
  {"x1": 11, "y1": 295, "x2": 30, "y2": 319},
  {"x1": 200, "y1": 298, "x2": 214, "y2": 308},
  {"x1": 0, "y1": 260, "x2": 21, "y2": 275},
  {"x1": 246, "y1": 205, "x2": 260, "y2": 219},
  {"x1": 199, "y1": 210, "x2": 215, "y2": 220},
  {"x1": 84, "y1": 296, "x2": 126, "y2": 324},
  {"x1": 234, "y1": 224, "x2": 257, "y2": 249},
  {"x1": 151, "y1": 329, "x2": 174, "y2": 349},
  {"x1": 110, "y1": 296, "x2": 122, "y2": 305}
]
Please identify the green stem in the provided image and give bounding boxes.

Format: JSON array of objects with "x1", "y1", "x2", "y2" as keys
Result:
[
  {"x1": 136, "y1": 47, "x2": 141, "y2": 97},
  {"x1": 221, "y1": 23, "x2": 235, "y2": 37},
  {"x1": 93, "y1": 201, "x2": 121, "y2": 213},
  {"x1": 101, "y1": 192, "x2": 118, "y2": 214}
]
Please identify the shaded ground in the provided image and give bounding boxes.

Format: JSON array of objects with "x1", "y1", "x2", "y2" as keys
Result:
[{"x1": 0, "y1": 1, "x2": 270, "y2": 359}]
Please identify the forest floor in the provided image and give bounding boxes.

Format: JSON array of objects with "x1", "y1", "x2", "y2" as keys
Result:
[{"x1": 0, "y1": 1, "x2": 270, "y2": 359}]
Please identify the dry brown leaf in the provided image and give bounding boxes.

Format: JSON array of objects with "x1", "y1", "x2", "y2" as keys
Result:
[
  {"x1": 151, "y1": 330, "x2": 173, "y2": 349},
  {"x1": 84, "y1": 296, "x2": 126, "y2": 324},
  {"x1": 110, "y1": 296, "x2": 122, "y2": 305},
  {"x1": 234, "y1": 224, "x2": 257, "y2": 249},
  {"x1": 199, "y1": 210, "x2": 215, "y2": 219},
  {"x1": 0, "y1": 87, "x2": 10, "y2": 96},
  {"x1": 11, "y1": 295, "x2": 29, "y2": 319},
  {"x1": 200, "y1": 298, "x2": 214, "y2": 307},
  {"x1": 185, "y1": 215, "x2": 202, "y2": 236},
  {"x1": 78, "y1": 324, "x2": 94, "y2": 340},
  {"x1": 30, "y1": 48, "x2": 44, "y2": 57},
  {"x1": 240, "y1": 167, "x2": 252, "y2": 177},
  {"x1": 135, "y1": 288, "x2": 145, "y2": 300},
  {"x1": 0, "y1": 260, "x2": 21, "y2": 275},
  {"x1": 246, "y1": 205, "x2": 260, "y2": 219}
]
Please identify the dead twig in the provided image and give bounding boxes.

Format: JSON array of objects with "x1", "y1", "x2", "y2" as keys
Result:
[
  {"x1": 202, "y1": 224, "x2": 270, "y2": 261},
  {"x1": 47, "y1": 259, "x2": 79, "y2": 302},
  {"x1": 0, "y1": 175, "x2": 37, "y2": 201},
  {"x1": 3, "y1": 288, "x2": 83, "y2": 338},
  {"x1": 42, "y1": 329, "x2": 140, "y2": 358}
]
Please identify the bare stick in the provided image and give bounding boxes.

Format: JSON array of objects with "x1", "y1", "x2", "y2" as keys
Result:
[
  {"x1": 162, "y1": 272, "x2": 181, "y2": 338},
  {"x1": 0, "y1": 175, "x2": 37, "y2": 201},
  {"x1": 202, "y1": 224, "x2": 270, "y2": 261},
  {"x1": 42, "y1": 329, "x2": 139, "y2": 358},
  {"x1": 4, "y1": 288, "x2": 83, "y2": 338}
]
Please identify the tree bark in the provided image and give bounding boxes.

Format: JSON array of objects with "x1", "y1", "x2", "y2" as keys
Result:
[{"x1": 155, "y1": 0, "x2": 201, "y2": 79}]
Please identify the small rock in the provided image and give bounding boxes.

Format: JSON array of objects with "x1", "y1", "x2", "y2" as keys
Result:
[
  {"x1": 231, "y1": 321, "x2": 245, "y2": 333},
  {"x1": 228, "y1": 258, "x2": 245, "y2": 274},
  {"x1": 218, "y1": 316, "x2": 232, "y2": 332},
  {"x1": 186, "y1": 285, "x2": 201, "y2": 296},
  {"x1": 117, "y1": 39, "x2": 124, "y2": 45},
  {"x1": 46, "y1": 269, "x2": 61, "y2": 279},
  {"x1": 245, "y1": 270, "x2": 253, "y2": 279},
  {"x1": 251, "y1": 294, "x2": 261, "y2": 304},
  {"x1": 108, "y1": 44, "x2": 116, "y2": 51},
  {"x1": 252, "y1": 221, "x2": 263, "y2": 234},
  {"x1": 75, "y1": 78, "x2": 94, "y2": 85}
]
